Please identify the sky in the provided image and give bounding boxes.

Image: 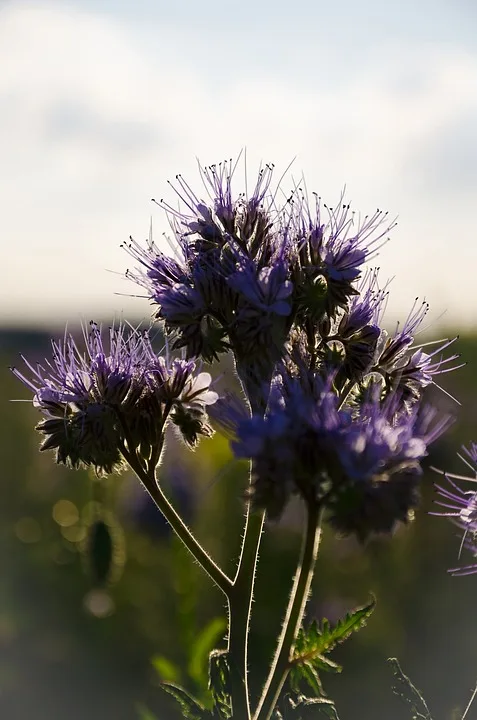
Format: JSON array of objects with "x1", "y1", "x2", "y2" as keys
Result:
[{"x1": 1, "y1": 0, "x2": 477, "y2": 330}]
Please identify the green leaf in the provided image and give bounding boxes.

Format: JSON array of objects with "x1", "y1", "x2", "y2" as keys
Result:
[
  {"x1": 208, "y1": 649, "x2": 232, "y2": 719},
  {"x1": 151, "y1": 655, "x2": 181, "y2": 684},
  {"x1": 291, "y1": 595, "x2": 376, "y2": 669},
  {"x1": 289, "y1": 596, "x2": 375, "y2": 699},
  {"x1": 161, "y1": 682, "x2": 209, "y2": 720},
  {"x1": 188, "y1": 617, "x2": 227, "y2": 688},
  {"x1": 387, "y1": 658, "x2": 433, "y2": 720}
]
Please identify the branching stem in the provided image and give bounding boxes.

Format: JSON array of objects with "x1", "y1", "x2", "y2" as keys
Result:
[
  {"x1": 122, "y1": 443, "x2": 233, "y2": 597},
  {"x1": 227, "y1": 504, "x2": 265, "y2": 720}
]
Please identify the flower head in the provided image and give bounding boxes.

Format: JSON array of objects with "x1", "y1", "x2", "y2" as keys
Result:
[
  {"x1": 125, "y1": 158, "x2": 397, "y2": 390},
  {"x1": 432, "y1": 444, "x2": 477, "y2": 575},
  {"x1": 214, "y1": 362, "x2": 451, "y2": 538},
  {"x1": 12, "y1": 322, "x2": 151, "y2": 474},
  {"x1": 327, "y1": 397, "x2": 452, "y2": 540},
  {"x1": 375, "y1": 298, "x2": 462, "y2": 403},
  {"x1": 12, "y1": 322, "x2": 218, "y2": 473}
]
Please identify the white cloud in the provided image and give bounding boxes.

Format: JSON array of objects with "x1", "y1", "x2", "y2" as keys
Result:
[{"x1": 1, "y1": 0, "x2": 476, "y2": 329}]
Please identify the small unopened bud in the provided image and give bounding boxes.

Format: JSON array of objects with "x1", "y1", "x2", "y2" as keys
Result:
[{"x1": 171, "y1": 404, "x2": 214, "y2": 448}]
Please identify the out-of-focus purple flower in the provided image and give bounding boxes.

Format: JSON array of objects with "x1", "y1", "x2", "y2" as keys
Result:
[
  {"x1": 123, "y1": 464, "x2": 196, "y2": 540},
  {"x1": 432, "y1": 444, "x2": 477, "y2": 575}
]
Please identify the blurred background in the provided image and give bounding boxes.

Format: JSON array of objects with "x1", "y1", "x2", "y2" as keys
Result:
[{"x1": 1, "y1": 0, "x2": 477, "y2": 718}]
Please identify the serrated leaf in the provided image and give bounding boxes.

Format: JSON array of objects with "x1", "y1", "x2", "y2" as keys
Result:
[
  {"x1": 188, "y1": 617, "x2": 227, "y2": 688},
  {"x1": 289, "y1": 662, "x2": 323, "y2": 696},
  {"x1": 208, "y1": 649, "x2": 232, "y2": 719},
  {"x1": 161, "y1": 682, "x2": 209, "y2": 720},
  {"x1": 387, "y1": 658, "x2": 433, "y2": 720},
  {"x1": 291, "y1": 595, "x2": 376, "y2": 669}
]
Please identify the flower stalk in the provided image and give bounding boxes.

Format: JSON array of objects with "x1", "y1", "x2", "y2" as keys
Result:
[
  {"x1": 122, "y1": 442, "x2": 233, "y2": 597},
  {"x1": 254, "y1": 501, "x2": 323, "y2": 720},
  {"x1": 227, "y1": 504, "x2": 265, "y2": 720}
]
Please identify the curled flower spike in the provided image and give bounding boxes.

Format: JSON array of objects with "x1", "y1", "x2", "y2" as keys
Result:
[
  {"x1": 372, "y1": 297, "x2": 462, "y2": 404},
  {"x1": 11, "y1": 322, "x2": 218, "y2": 473},
  {"x1": 432, "y1": 444, "x2": 477, "y2": 575},
  {"x1": 11, "y1": 322, "x2": 152, "y2": 474}
]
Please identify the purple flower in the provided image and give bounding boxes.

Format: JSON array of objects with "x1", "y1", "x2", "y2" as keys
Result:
[
  {"x1": 336, "y1": 396, "x2": 447, "y2": 483},
  {"x1": 228, "y1": 261, "x2": 293, "y2": 317},
  {"x1": 324, "y1": 390, "x2": 452, "y2": 540},
  {"x1": 214, "y1": 361, "x2": 451, "y2": 537},
  {"x1": 338, "y1": 269, "x2": 387, "y2": 339},
  {"x1": 376, "y1": 298, "x2": 462, "y2": 400},
  {"x1": 289, "y1": 192, "x2": 394, "y2": 317},
  {"x1": 11, "y1": 322, "x2": 218, "y2": 473},
  {"x1": 11, "y1": 322, "x2": 151, "y2": 474},
  {"x1": 125, "y1": 160, "x2": 288, "y2": 365},
  {"x1": 433, "y1": 444, "x2": 477, "y2": 575},
  {"x1": 126, "y1": 158, "x2": 397, "y2": 375},
  {"x1": 124, "y1": 155, "x2": 460, "y2": 428}
]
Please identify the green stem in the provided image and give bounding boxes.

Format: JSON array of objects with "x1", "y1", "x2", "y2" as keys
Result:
[
  {"x1": 123, "y1": 445, "x2": 233, "y2": 597},
  {"x1": 224, "y1": 360, "x2": 271, "y2": 719},
  {"x1": 253, "y1": 502, "x2": 323, "y2": 720},
  {"x1": 228, "y1": 504, "x2": 265, "y2": 720}
]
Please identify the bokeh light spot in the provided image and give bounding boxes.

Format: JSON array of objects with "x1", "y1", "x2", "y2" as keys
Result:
[
  {"x1": 61, "y1": 524, "x2": 87, "y2": 543},
  {"x1": 52, "y1": 499, "x2": 79, "y2": 527},
  {"x1": 83, "y1": 589, "x2": 115, "y2": 618}
]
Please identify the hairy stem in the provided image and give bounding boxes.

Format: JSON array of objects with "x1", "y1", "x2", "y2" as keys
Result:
[
  {"x1": 123, "y1": 445, "x2": 233, "y2": 597},
  {"x1": 228, "y1": 503, "x2": 265, "y2": 720},
  {"x1": 253, "y1": 502, "x2": 323, "y2": 720},
  {"x1": 225, "y1": 359, "x2": 270, "y2": 719}
]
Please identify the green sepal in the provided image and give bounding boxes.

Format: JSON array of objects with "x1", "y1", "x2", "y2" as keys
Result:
[{"x1": 161, "y1": 682, "x2": 209, "y2": 720}]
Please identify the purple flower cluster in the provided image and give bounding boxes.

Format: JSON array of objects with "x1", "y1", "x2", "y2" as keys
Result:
[
  {"x1": 12, "y1": 154, "x2": 461, "y2": 542},
  {"x1": 213, "y1": 366, "x2": 452, "y2": 539},
  {"x1": 433, "y1": 444, "x2": 477, "y2": 574},
  {"x1": 122, "y1": 156, "x2": 461, "y2": 539},
  {"x1": 125, "y1": 162, "x2": 393, "y2": 381},
  {"x1": 12, "y1": 322, "x2": 218, "y2": 474}
]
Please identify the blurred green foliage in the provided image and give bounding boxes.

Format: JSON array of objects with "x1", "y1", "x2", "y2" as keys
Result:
[{"x1": 1, "y1": 328, "x2": 477, "y2": 720}]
